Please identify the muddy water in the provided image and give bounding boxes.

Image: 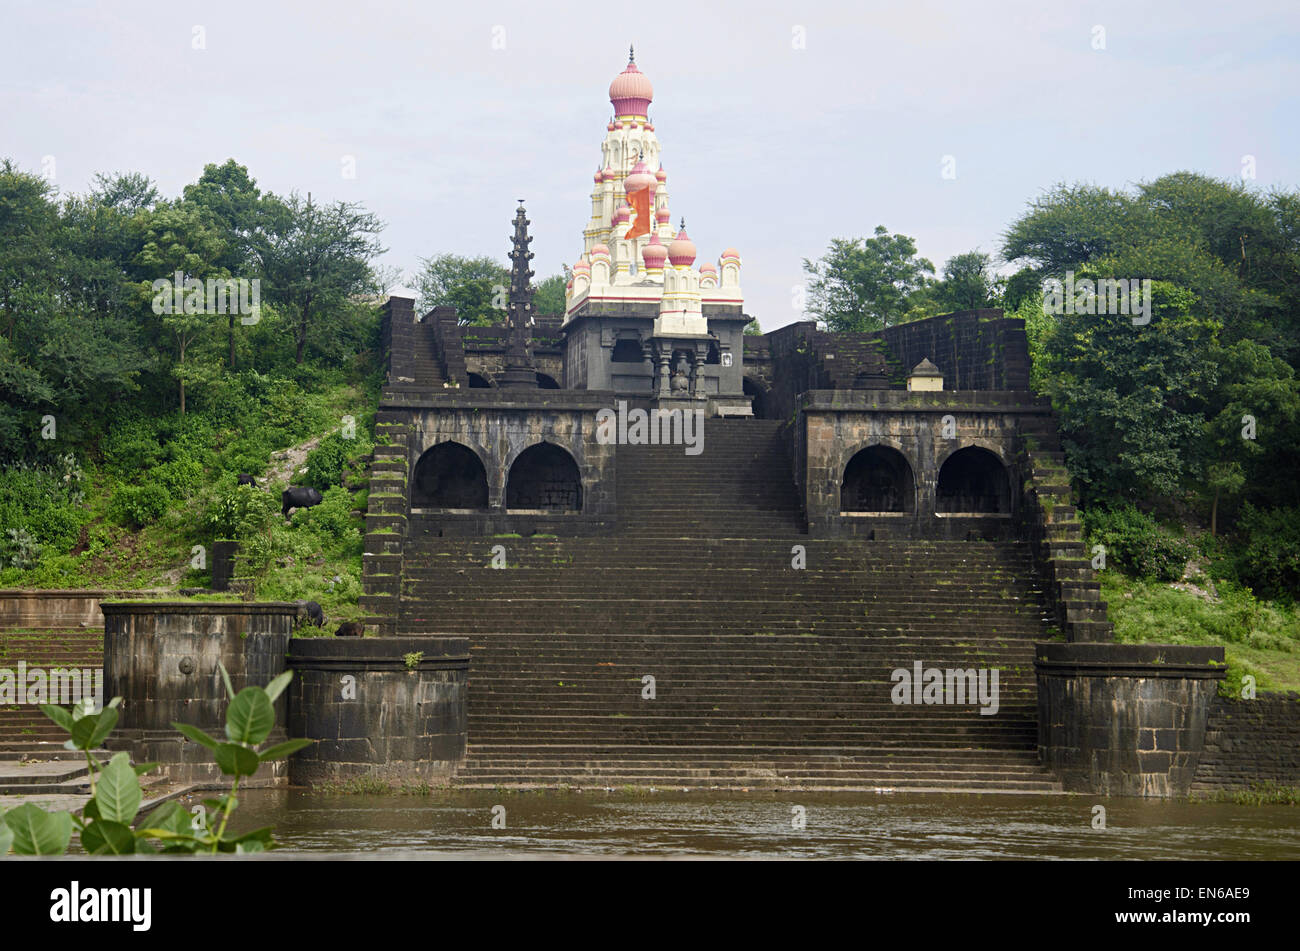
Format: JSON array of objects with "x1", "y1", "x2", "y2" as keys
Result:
[{"x1": 220, "y1": 789, "x2": 1300, "y2": 859}]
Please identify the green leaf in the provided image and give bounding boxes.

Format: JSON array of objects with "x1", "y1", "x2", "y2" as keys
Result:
[
  {"x1": 263, "y1": 670, "x2": 293, "y2": 704},
  {"x1": 235, "y1": 840, "x2": 266, "y2": 854},
  {"x1": 133, "y1": 761, "x2": 160, "y2": 776},
  {"x1": 4, "y1": 804, "x2": 73, "y2": 855},
  {"x1": 140, "y1": 801, "x2": 190, "y2": 836},
  {"x1": 83, "y1": 798, "x2": 101, "y2": 821},
  {"x1": 225, "y1": 687, "x2": 274, "y2": 745},
  {"x1": 88, "y1": 705, "x2": 119, "y2": 748},
  {"x1": 95, "y1": 752, "x2": 142, "y2": 824},
  {"x1": 79, "y1": 819, "x2": 136, "y2": 855},
  {"x1": 0, "y1": 818, "x2": 13, "y2": 855},
  {"x1": 172, "y1": 722, "x2": 221, "y2": 750},
  {"x1": 218, "y1": 662, "x2": 235, "y2": 700},
  {"x1": 69, "y1": 715, "x2": 98, "y2": 750},
  {"x1": 213, "y1": 742, "x2": 262, "y2": 777},
  {"x1": 40, "y1": 704, "x2": 74, "y2": 733},
  {"x1": 259, "y1": 738, "x2": 313, "y2": 762}
]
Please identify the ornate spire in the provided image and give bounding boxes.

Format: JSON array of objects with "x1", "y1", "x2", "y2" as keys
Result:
[
  {"x1": 500, "y1": 201, "x2": 538, "y2": 387},
  {"x1": 629, "y1": 44, "x2": 635, "y2": 63}
]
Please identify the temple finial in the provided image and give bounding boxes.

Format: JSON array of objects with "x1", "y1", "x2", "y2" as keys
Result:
[{"x1": 629, "y1": 44, "x2": 635, "y2": 63}]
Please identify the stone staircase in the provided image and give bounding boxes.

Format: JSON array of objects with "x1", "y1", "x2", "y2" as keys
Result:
[
  {"x1": 0, "y1": 628, "x2": 103, "y2": 764},
  {"x1": 397, "y1": 418, "x2": 1063, "y2": 791}
]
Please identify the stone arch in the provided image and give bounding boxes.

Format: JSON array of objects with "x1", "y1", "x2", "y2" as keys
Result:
[
  {"x1": 467, "y1": 372, "x2": 494, "y2": 388},
  {"x1": 536, "y1": 372, "x2": 560, "y2": 389},
  {"x1": 412, "y1": 441, "x2": 489, "y2": 510},
  {"x1": 743, "y1": 378, "x2": 769, "y2": 419},
  {"x1": 841, "y1": 444, "x2": 916, "y2": 513},
  {"x1": 506, "y1": 443, "x2": 582, "y2": 513},
  {"x1": 936, "y1": 446, "x2": 1011, "y2": 514}
]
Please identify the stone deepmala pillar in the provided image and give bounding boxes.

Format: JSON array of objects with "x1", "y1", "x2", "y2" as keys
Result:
[
  {"x1": 101, "y1": 601, "x2": 297, "y2": 787},
  {"x1": 1035, "y1": 642, "x2": 1226, "y2": 797}
]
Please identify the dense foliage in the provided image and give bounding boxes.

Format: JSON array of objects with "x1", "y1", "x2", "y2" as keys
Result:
[{"x1": 0, "y1": 158, "x2": 383, "y2": 616}]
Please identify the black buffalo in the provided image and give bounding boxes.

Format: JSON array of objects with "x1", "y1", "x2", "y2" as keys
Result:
[
  {"x1": 237, "y1": 473, "x2": 258, "y2": 487},
  {"x1": 335, "y1": 621, "x2": 364, "y2": 637},
  {"x1": 282, "y1": 486, "x2": 323, "y2": 518},
  {"x1": 294, "y1": 600, "x2": 325, "y2": 627}
]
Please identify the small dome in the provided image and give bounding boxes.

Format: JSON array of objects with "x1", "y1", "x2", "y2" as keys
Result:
[
  {"x1": 573, "y1": 259, "x2": 590, "y2": 273},
  {"x1": 624, "y1": 158, "x2": 655, "y2": 195},
  {"x1": 590, "y1": 243, "x2": 611, "y2": 258},
  {"x1": 607, "y1": 121, "x2": 616, "y2": 131},
  {"x1": 699, "y1": 261, "x2": 717, "y2": 273},
  {"x1": 601, "y1": 165, "x2": 614, "y2": 181},
  {"x1": 594, "y1": 169, "x2": 604, "y2": 183},
  {"x1": 655, "y1": 167, "x2": 667, "y2": 182},
  {"x1": 721, "y1": 247, "x2": 741, "y2": 261},
  {"x1": 668, "y1": 226, "x2": 696, "y2": 267},
  {"x1": 609, "y1": 54, "x2": 653, "y2": 116},
  {"x1": 613, "y1": 200, "x2": 631, "y2": 224},
  {"x1": 655, "y1": 205, "x2": 671, "y2": 223},
  {"x1": 642, "y1": 233, "x2": 668, "y2": 269}
]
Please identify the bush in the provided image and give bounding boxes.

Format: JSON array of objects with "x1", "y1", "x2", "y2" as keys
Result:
[
  {"x1": 153, "y1": 457, "x2": 205, "y2": 498},
  {"x1": 1083, "y1": 503, "x2": 1195, "y2": 581},
  {"x1": 299, "y1": 431, "x2": 372, "y2": 492},
  {"x1": 291, "y1": 486, "x2": 360, "y2": 543},
  {"x1": 0, "y1": 457, "x2": 87, "y2": 553},
  {"x1": 100, "y1": 415, "x2": 164, "y2": 477},
  {"x1": 1229, "y1": 504, "x2": 1300, "y2": 601},
  {"x1": 204, "y1": 480, "x2": 278, "y2": 539},
  {"x1": 109, "y1": 483, "x2": 171, "y2": 528}
]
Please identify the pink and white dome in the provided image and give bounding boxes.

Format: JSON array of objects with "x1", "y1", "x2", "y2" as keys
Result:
[
  {"x1": 624, "y1": 158, "x2": 656, "y2": 195},
  {"x1": 609, "y1": 51, "x2": 653, "y2": 117},
  {"x1": 668, "y1": 226, "x2": 696, "y2": 267},
  {"x1": 642, "y1": 233, "x2": 668, "y2": 270}
]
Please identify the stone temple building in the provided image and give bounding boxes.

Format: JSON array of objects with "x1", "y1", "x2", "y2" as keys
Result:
[{"x1": 356, "y1": 53, "x2": 1229, "y2": 797}]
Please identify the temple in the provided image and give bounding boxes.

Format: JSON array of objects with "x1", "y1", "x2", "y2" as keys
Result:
[
  {"x1": 562, "y1": 47, "x2": 749, "y2": 411},
  {"x1": 350, "y1": 50, "x2": 1229, "y2": 799}
]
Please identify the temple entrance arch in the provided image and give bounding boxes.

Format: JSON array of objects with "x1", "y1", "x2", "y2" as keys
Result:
[
  {"x1": 936, "y1": 447, "x2": 1010, "y2": 514},
  {"x1": 412, "y1": 442, "x2": 489, "y2": 510},
  {"x1": 841, "y1": 445, "x2": 915, "y2": 513},
  {"x1": 506, "y1": 443, "x2": 583, "y2": 512}
]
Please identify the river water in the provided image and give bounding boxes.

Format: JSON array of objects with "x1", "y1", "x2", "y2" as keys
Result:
[{"x1": 222, "y1": 788, "x2": 1300, "y2": 859}]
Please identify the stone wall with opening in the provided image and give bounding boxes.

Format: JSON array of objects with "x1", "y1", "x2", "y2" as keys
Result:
[
  {"x1": 800, "y1": 390, "x2": 1036, "y2": 538},
  {"x1": 396, "y1": 394, "x2": 616, "y2": 536}
]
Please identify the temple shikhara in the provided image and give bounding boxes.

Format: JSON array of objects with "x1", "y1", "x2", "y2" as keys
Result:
[{"x1": 562, "y1": 48, "x2": 749, "y2": 409}]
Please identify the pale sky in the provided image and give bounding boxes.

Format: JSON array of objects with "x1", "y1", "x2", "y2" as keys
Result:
[{"x1": 3, "y1": 0, "x2": 1297, "y2": 329}]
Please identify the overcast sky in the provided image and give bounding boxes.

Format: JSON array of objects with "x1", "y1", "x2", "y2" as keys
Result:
[{"x1": 3, "y1": 0, "x2": 1297, "y2": 329}]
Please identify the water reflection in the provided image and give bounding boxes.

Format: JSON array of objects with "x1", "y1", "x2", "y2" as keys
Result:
[{"x1": 213, "y1": 789, "x2": 1300, "y2": 859}]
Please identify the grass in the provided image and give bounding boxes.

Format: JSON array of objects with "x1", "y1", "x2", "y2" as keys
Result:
[
  {"x1": 1193, "y1": 781, "x2": 1300, "y2": 805},
  {"x1": 1101, "y1": 572, "x2": 1300, "y2": 693}
]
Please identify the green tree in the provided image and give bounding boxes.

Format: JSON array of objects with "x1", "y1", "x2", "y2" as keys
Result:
[
  {"x1": 933, "y1": 251, "x2": 999, "y2": 312},
  {"x1": 254, "y1": 193, "x2": 385, "y2": 363},
  {"x1": 533, "y1": 272, "x2": 568, "y2": 316},
  {"x1": 415, "y1": 253, "x2": 508, "y2": 326},
  {"x1": 136, "y1": 202, "x2": 227, "y2": 413},
  {"x1": 802, "y1": 226, "x2": 935, "y2": 331},
  {"x1": 182, "y1": 160, "x2": 264, "y2": 367}
]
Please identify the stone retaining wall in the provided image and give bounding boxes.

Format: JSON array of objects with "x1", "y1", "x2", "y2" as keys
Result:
[{"x1": 1192, "y1": 692, "x2": 1300, "y2": 792}]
